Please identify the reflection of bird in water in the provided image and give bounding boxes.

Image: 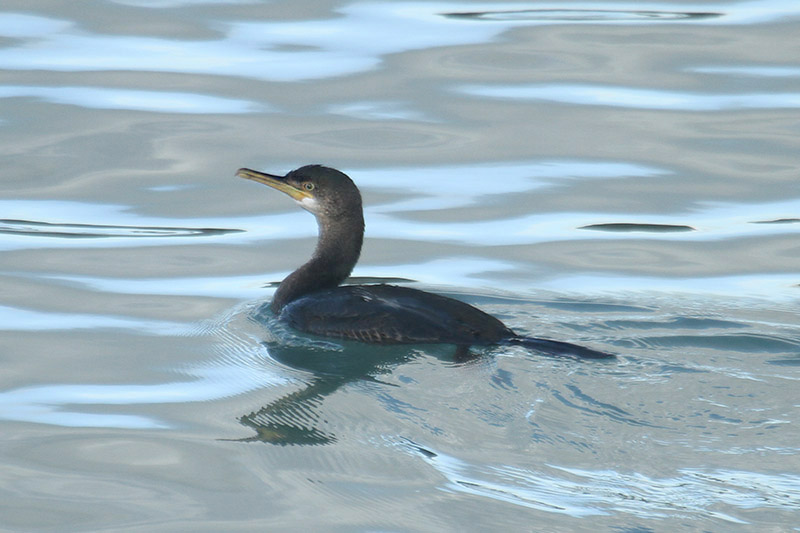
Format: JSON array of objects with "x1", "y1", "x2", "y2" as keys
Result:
[{"x1": 237, "y1": 165, "x2": 612, "y2": 359}]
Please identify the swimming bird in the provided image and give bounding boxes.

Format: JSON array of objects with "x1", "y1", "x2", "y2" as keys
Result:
[{"x1": 237, "y1": 165, "x2": 612, "y2": 359}]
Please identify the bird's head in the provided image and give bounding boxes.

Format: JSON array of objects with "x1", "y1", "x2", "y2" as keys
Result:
[{"x1": 237, "y1": 165, "x2": 362, "y2": 219}]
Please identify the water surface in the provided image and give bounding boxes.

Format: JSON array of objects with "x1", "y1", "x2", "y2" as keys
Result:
[{"x1": 0, "y1": 1, "x2": 798, "y2": 531}]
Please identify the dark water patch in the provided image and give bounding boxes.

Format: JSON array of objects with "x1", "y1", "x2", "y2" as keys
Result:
[
  {"x1": 377, "y1": 391, "x2": 427, "y2": 417},
  {"x1": 534, "y1": 299, "x2": 655, "y2": 313},
  {"x1": 604, "y1": 317, "x2": 746, "y2": 331},
  {"x1": 0, "y1": 219, "x2": 241, "y2": 239},
  {"x1": 564, "y1": 384, "x2": 631, "y2": 417},
  {"x1": 377, "y1": 390, "x2": 449, "y2": 435},
  {"x1": 553, "y1": 385, "x2": 662, "y2": 428},
  {"x1": 579, "y1": 223, "x2": 695, "y2": 233},
  {"x1": 765, "y1": 356, "x2": 800, "y2": 367},
  {"x1": 441, "y1": 9, "x2": 721, "y2": 23},
  {"x1": 708, "y1": 413, "x2": 743, "y2": 424},
  {"x1": 237, "y1": 417, "x2": 337, "y2": 446},
  {"x1": 399, "y1": 438, "x2": 438, "y2": 459},
  {"x1": 751, "y1": 218, "x2": 800, "y2": 224},
  {"x1": 639, "y1": 334, "x2": 800, "y2": 353},
  {"x1": 236, "y1": 375, "x2": 342, "y2": 446},
  {"x1": 469, "y1": 403, "x2": 516, "y2": 427},
  {"x1": 490, "y1": 368, "x2": 517, "y2": 391},
  {"x1": 260, "y1": 338, "x2": 422, "y2": 378}
]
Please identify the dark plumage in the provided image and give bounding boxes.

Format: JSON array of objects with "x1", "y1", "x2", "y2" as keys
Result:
[
  {"x1": 281, "y1": 284, "x2": 514, "y2": 344},
  {"x1": 237, "y1": 165, "x2": 613, "y2": 359}
]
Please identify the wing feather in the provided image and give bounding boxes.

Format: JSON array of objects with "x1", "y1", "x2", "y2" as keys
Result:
[{"x1": 279, "y1": 285, "x2": 513, "y2": 344}]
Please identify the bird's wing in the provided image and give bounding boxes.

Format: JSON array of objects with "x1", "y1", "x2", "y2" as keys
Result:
[{"x1": 279, "y1": 285, "x2": 507, "y2": 344}]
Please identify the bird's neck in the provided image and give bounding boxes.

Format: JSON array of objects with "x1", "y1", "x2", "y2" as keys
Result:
[{"x1": 271, "y1": 213, "x2": 364, "y2": 313}]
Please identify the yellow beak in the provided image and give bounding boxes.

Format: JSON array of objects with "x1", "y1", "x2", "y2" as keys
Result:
[{"x1": 236, "y1": 168, "x2": 312, "y2": 202}]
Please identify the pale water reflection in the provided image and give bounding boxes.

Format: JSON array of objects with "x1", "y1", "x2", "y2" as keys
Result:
[
  {"x1": 0, "y1": 305, "x2": 188, "y2": 332},
  {"x1": 0, "y1": 86, "x2": 264, "y2": 114},
  {"x1": 0, "y1": 303, "x2": 287, "y2": 428},
  {"x1": 691, "y1": 65, "x2": 800, "y2": 77},
  {"x1": 460, "y1": 83, "x2": 800, "y2": 110},
  {"x1": 2, "y1": 1, "x2": 799, "y2": 82},
  {"x1": 2, "y1": 180, "x2": 798, "y2": 266},
  {"x1": 399, "y1": 438, "x2": 800, "y2": 521}
]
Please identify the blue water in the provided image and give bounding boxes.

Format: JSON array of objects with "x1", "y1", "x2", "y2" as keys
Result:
[{"x1": 0, "y1": 1, "x2": 798, "y2": 531}]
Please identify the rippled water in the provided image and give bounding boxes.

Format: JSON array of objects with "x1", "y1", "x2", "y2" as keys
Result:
[{"x1": 1, "y1": 1, "x2": 799, "y2": 531}]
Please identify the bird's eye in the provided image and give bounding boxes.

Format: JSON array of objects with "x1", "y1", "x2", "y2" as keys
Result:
[{"x1": 303, "y1": 182, "x2": 315, "y2": 191}]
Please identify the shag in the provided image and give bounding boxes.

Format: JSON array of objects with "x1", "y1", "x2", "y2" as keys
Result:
[{"x1": 237, "y1": 165, "x2": 612, "y2": 359}]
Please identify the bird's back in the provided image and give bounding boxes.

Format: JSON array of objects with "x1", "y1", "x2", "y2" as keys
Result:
[{"x1": 278, "y1": 284, "x2": 515, "y2": 345}]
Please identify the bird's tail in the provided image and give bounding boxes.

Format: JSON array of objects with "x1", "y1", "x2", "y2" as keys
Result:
[{"x1": 503, "y1": 336, "x2": 615, "y2": 359}]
